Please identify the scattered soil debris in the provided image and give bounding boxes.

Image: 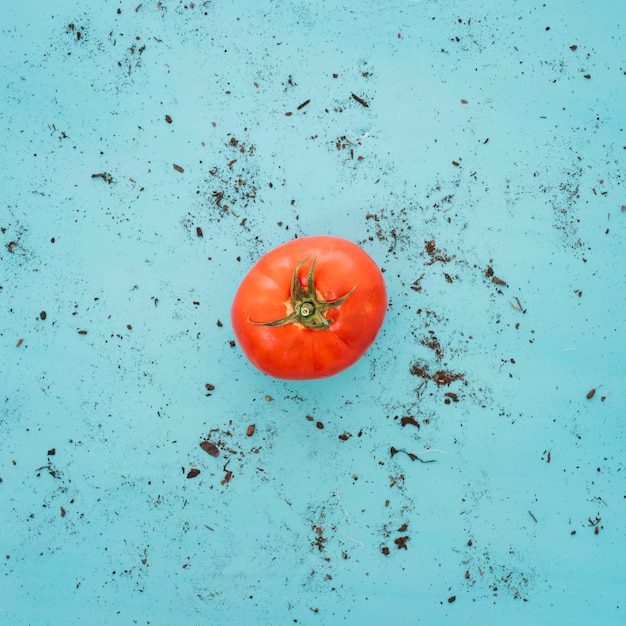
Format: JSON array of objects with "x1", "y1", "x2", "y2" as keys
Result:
[
  {"x1": 485, "y1": 265, "x2": 507, "y2": 286},
  {"x1": 425, "y1": 239, "x2": 454, "y2": 264},
  {"x1": 421, "y1": 335, "x2": 444, "y2": 360},
  {"x1": 410, "y1": 362, "x2": 465, "y2": 386},
  {"x1": 312, "y1": 525, "x2": 328, "y2": 551},
  {"x1": 411, "y1": 274, "x2": 425, "y2": 291}
]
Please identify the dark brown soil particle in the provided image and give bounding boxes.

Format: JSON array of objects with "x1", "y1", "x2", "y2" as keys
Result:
[
  {"x1": 351, "y1": 93, "x2": 369, "y2": 107},
  {"x1": 91, "y1": 172, "x2": 113, "y2": 183},
  {"x1": 199, "y1": 441, "x2": 220, "y2": 457},
  {"x1": 394, "y1": 536, "x2": 409, "y2": 549},
  {"x1": 400, "y1": 416, "x2": 420, "y2": 429}
]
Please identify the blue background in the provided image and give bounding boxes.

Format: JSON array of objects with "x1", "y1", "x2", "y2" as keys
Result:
[{"x1": 1, "y1": 0, "x2": 624, "y2": 624}]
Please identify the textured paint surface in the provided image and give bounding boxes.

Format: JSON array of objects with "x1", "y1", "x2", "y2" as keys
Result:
[{"x1": 1, "y1": 1, "x2": 625, "y2": 624}]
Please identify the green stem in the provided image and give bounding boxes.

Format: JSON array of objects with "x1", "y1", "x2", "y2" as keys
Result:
[{"x1": 248, "y1": 256, "x2": 355, "y2": 330}]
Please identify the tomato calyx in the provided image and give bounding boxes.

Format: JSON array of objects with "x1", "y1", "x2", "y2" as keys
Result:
[{"x1": 248, "y1": 257, "x2": 356, "y2": 330}]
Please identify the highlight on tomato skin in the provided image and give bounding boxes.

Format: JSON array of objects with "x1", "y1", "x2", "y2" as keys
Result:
[{"x1": 230, "y1": 236, "x2": 387, "y2": 380}]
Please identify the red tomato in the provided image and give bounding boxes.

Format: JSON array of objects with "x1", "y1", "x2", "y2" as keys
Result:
[{"x1": 231, "y1": 236, "x2": 387, "y2": 379}]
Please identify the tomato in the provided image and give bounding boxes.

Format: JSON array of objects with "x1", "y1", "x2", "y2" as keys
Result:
[{"x1": 231, "y1": 236, "x2": 387, "y2": 379}]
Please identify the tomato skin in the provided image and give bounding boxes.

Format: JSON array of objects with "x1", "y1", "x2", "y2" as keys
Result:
[{"x1": 231, "y1": 236, "x2": 387, "y2": 379}]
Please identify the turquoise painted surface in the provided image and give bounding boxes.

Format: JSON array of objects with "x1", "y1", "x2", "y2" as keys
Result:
[{"x1": 1, "y1": 0, "x2": 624, "y2": 624}]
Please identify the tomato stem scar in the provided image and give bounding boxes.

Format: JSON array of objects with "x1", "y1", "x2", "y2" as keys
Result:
[{"x1": 248, "y1": 256, "x2": 355, "y2": 330}]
